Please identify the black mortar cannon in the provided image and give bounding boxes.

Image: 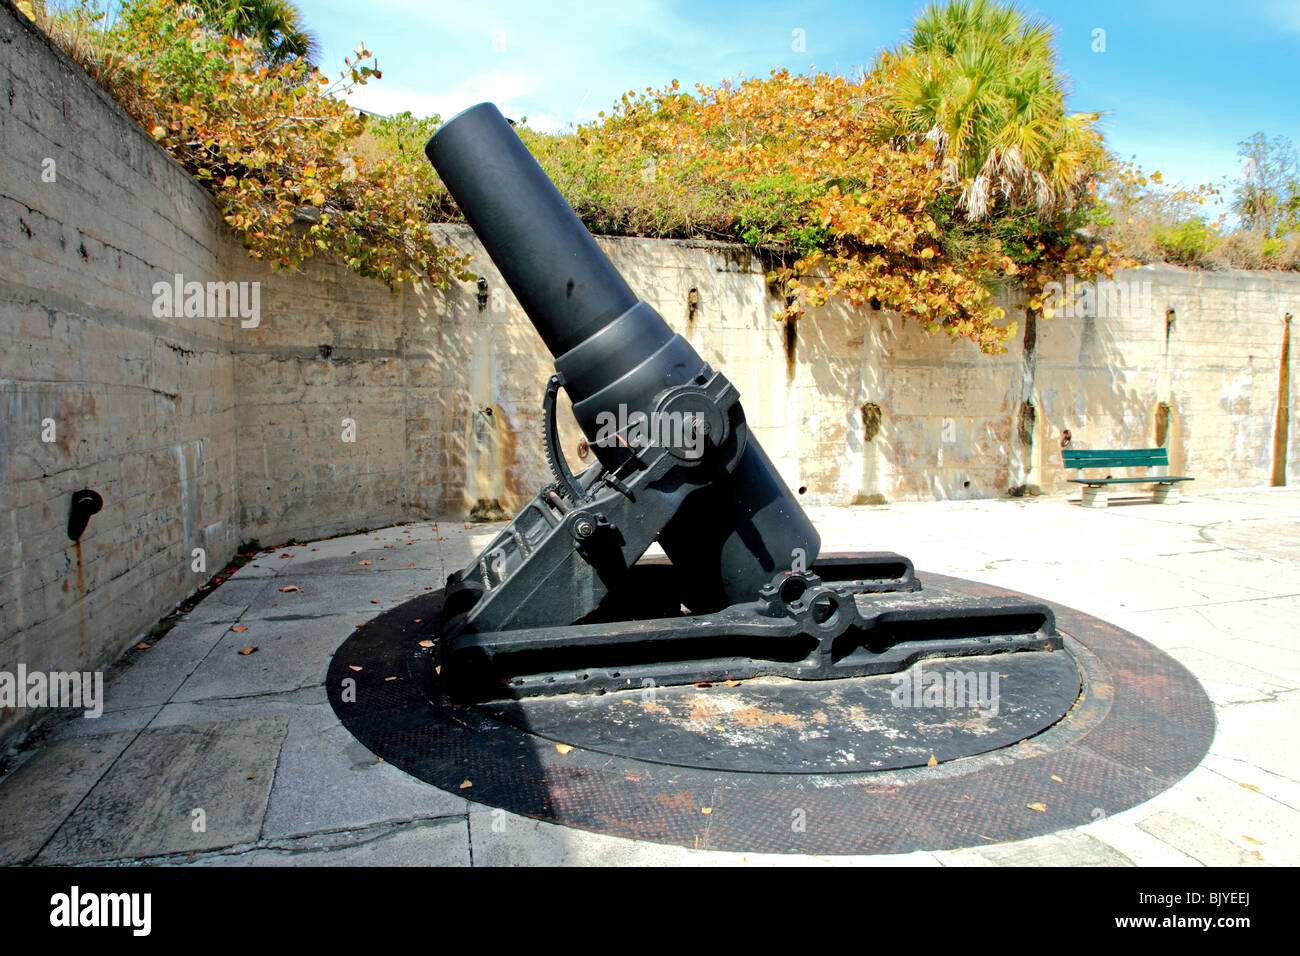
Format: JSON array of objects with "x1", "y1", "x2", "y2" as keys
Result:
[{"x1": 425, "y1": 103, "x2": 1059, "y2": 700}]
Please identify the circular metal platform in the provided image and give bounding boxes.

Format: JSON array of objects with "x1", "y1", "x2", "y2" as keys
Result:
[{"x1": 327, "y1": 571, "x2": 1214, "y2": 854}]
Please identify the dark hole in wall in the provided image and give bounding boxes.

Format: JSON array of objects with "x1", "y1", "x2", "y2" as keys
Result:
[
  {"x1": 1023, "y1": 309, "x2": 1037, "y2": 355},
  {"x1": 1017, "y1": 402, "x2": 1036, "y2": 448},
  {"x1": 686, "y1": 288, "x2": 699, "y2": 328},
  {"x1": 861, "y1": 402, "x2": 882, "y2": 442},
  {"x1": 1155, "y1": 401, "x2": 1172, "y2": 447},
  {"x1": 784, "y1": 315, "x2": 798, "y2": 382}
]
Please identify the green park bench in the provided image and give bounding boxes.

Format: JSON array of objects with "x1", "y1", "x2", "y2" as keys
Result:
[{"x1": 1062, "y1": 447, "x2": 1194, "y2": 508}]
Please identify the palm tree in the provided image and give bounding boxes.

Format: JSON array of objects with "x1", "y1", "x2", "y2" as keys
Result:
[
  {"x1": 879, "y1": 0, "x2": 1103, "y2": 220},
  {"x1": 186, "y1": 0, "x2": 319, "y2": 65}
]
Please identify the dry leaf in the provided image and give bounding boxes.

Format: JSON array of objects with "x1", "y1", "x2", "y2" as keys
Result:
[
  {"x1": 246, "y1": 772, "x2": 257, "y2": 780},
  {"x1": 701, "y1": 807, "x2": 712, "y2": 815},
  {"x1": 412, "y1": 619, "x2": 422, "y2": 623},
  {"x1": 231, "y1": 625, "x2": 248, "y2": 632},
  {"x1": 555, "y1": 744, "x2": 574, "y2": 755},
  {"x1": 238, "y1": 646, "x2": 258, "y2": 655},
  {"x1": 1240, "y1": 783, "x2": 1260, "y2": 791},
  {"x1": 279, "y1": 586, "x2": 302, "y2": 593},
  {"x1": 1243, "y1": 835, "x2": 1263, "y2": 845},
  {"x1": 1051, "y1": 774, "x2": 1064, "y2": 783},
  {"x1": 135, "y1": 642, "x2": 152, "y2": 650},
  {"x1": 358, "y1": 560, "x2": 372, "y2": 566},
  {"x1": 384, "y1": 676, "x2": 397, "y2": 682},
  {"x1": 725, "y1": 679, "x2": 741, "y2": 687},
  {"x1": 1027, "y1": 803, "x2": 1047, "y2": 813},
  {"x1": 459, "y1": 780, "x2": 473, "y2": 789},
  {"x1": 348, "y1": 665, "x2": 363, "y2": 672},
  {"x1": 371, "y1": 599, "x2": 380, "y2": 604},
  {"x1": 418, "y1": 640, "x2": 435, "y2": 648},
  {"x1": 926, "y1": 755, "x2": 938, "y2": 767}
]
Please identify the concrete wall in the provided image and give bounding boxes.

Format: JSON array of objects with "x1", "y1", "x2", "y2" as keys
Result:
[
  {"x1": 1, "y1": 0, "x2": 1297, "y2": 743},
  {"x1": 1, "y1": 3, "x2": 241, "y2": 746}
]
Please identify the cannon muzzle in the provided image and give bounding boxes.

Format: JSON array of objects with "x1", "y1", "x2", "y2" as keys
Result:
[{"x1": 426, "y1": 103, "x2": 819, "y2": 611}]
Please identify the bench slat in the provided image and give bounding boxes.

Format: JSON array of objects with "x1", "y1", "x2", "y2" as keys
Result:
[
  {"x1": 1064, "y1": 447, "x2": 1170, "y2": 466},
  {"x1": 1068, "y1": 476, "x2": 1193, "y2": 485}
]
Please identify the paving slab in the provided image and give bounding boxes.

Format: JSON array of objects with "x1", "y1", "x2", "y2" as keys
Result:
[
  {"x1": 939, "y1": 830, "x2": 1135, "y2": 867},
  {"x1": 183, "y1": 818, "x2": 471, "y2": 867},
  {"x1": 97, "y1": 621, "x2": 232, "y2": 713},
  {"x1": 172, "y1": 613, "x2": 370, "y2": 703},
  {"x1": 1136, "y1": 810, "x2": 1270, "y2": 867},
  {"x1": 36, "y1": 715, "x2": 289, "y2": 863},
  {"x1": 240, "y1": 570, "x2": 433, "y2": 621},
  {"x1": 180, "y1": 577, "x2": 281, "y2": 625},
  {"x1": 0, "y1": 732, "x2": 136, "y2": 864},
  {"x1": 262, "y1": 703, "x2": 466, "y2": 839}
]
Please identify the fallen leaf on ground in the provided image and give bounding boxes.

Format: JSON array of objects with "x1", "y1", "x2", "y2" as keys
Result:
[
  {"x1": 135, "y1": 642, "x2": 152, "y2": 650},
  {"x1": 1240, "y1": 783, "x2": 1260, "y2": 791},
  {"x1": 1243, "y1": 835, "x2": 1263, "y2": 845},
  {"x1": 1027, "y1": 803, "x2": 1047, "y2": 813},
  {"x1": 348, "y1": 665, "x2": 363, "y2": 672},
  {"x1": 279, "y1": 586, "x2": 302, "y2": 593},
  {"x1": 418, "y1": 640, "x2": 434, "y2": 648},
  {"x1": 725, "y1": 679, "x2": 741, "y2": 687},
  {"x1": 555, "y1": 744, "x2": 574, "y2": 754},
  {"x1": 701, "y1": 807, "x2": 712, "y2": 815},
  {"x1": 247, "y1": 772, "x2": 257, "y2": 780},
  {"x1": 385, "y1": 676, "x2": 396, "y2": 682},
  {"x1": 358, "y1": 560, "x2": 372, "y2": 566},
  {"x1": 231, "y1": 625, "x2": 248, "y2": 632},
  {"x1": 238, "y1": 647, "x2": 258, "y2": 655},
  {"x1": 459, "y1": 780, "x2": 473, "y2": 789},
  {"x1": 927, "y1": 755, "x2": 938, "y2": 767},
  {"x1": 1051, "y1": 774, "x2": 1064, "y2": 783}
]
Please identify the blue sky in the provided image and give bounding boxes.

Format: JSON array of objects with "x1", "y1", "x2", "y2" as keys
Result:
[{"x1": 298, "y1": 0, "x2": 1300, "y2": 194}]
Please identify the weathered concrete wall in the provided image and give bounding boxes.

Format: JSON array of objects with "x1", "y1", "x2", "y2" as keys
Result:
[
  {"x1": 451, "y1": 237, "x2": 1299, "y2": 510},
  {"x1": 1, "y1": 3, "x2": 241, "y2": 745},
  {"x1": 2, "y1": 0, "x2": 1297, "y2": 746}
]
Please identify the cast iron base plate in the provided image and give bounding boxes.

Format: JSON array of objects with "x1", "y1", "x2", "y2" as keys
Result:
[{"x1": 327, "y1": 571, "x2": 1214, "y2": 854}]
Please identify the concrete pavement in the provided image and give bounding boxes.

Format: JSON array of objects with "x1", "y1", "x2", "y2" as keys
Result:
[{"x1": 1, "y1": 488, "x2": 1296, "y2": 866}]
